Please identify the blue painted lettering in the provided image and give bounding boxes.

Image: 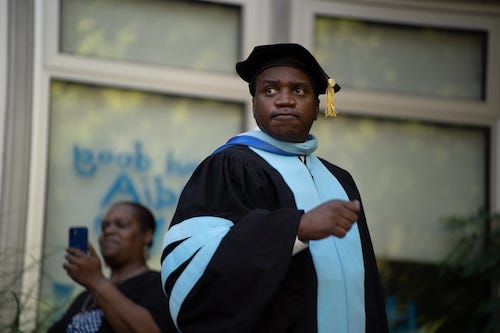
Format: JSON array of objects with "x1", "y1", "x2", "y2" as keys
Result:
[
  {"x1": 116, "y1": 154, "x2": 133, "y2": 168},
  {"x1": 166, "y1": 152, "x2": 198, "y2": 176},
  {"x1": 98, "y1": 151, "x2": 113, "y2": 165},
  {"x1": 154, "y1": 176, "x2": 177, "y2": 208},
  {"x1": 73, "y1": 141, "x2": 151, "y2": 178},
  {"x1": 73, "y1": 146, "x2": 96, "y2": 178},
  {"x1": 100, "y1": 173, "x2": 179, "y2": 210},
  {"x1": 101, "y1": 173, "x2": 141, "y2": 208}
]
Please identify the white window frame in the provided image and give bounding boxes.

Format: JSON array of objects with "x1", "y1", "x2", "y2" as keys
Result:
[
  {"x1": 291, "y1": 0, "x2": 500, "y2": 212},
  {"x1": 21, "y1": 0, "x2": 270, "y2": 328},
  {"x1": 0, "y1": 0, "x2": 7, "y2": 204}
]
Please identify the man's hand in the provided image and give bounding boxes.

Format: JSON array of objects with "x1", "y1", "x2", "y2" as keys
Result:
[{"x1": 297, "y1": 199, "x2": 360, "y2": 241}]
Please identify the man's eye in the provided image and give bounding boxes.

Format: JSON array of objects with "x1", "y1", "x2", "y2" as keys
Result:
[
  {"x1": 295, "y1": 86, "x2": 306, "y2": 95},
  {"x1": 265, "y1": 87, "x2": 277, "y2": 94}
]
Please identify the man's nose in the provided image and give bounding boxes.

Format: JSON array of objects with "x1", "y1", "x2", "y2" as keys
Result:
[{"x1": 275, "y1": 89, "x2": 296, "y2": 106}]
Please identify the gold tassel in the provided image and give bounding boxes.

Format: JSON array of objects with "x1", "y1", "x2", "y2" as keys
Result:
[{"x1": 325, "y1": 78, "x2": 337, "y2": 117}]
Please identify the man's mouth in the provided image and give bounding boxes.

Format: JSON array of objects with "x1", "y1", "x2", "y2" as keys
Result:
[{"x1": 272, "y1": 111, "x2": 298, "y2": 120}]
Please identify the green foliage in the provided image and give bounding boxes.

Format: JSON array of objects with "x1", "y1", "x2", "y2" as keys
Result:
[
  {"x1": 0, "y1": 250, "x2": 64, "y2": 333},
  {"x1": 439, "y1": 208, "x2": 500, "y2": 333},
  {"x1": 0, "y1": 288, "x2": 63, "y2": 333},
  {"x1": 378, "y1": 208, "x2": 499, "y2": 333},
  {"x1": 379, "y1": 258, "x2": 490, "y2": 333},
  {"x1": 0, "y1": 291, "x2": 20, "y2": 333}
]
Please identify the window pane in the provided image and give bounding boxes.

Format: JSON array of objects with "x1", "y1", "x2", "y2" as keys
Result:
[
  {"x1": 315, "y1": 17, "x2": 486, "y2": 100},
  {"x1": 314, "y1": 116, "x2": 487, "y2": 262},
  {"x1": 38, "y1": 81, "x2": 244, "y2": 326},
  {"x1": 60, "y1": 0, "x2": 241, "y2": 73}
]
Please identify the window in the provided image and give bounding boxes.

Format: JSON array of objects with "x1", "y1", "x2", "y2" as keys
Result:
[
  {"x1": 290, "y1": 1, "x2": 496, "y2": 262},
  {"x1": 39, "y1": 80, "x2": 244, "y2": 323},
  {"x1": 315, "y1": 17, "x2": 487, "y2": 100},
  {"x1": 314, "y1": 115, "x2": 487, "y2": 262},
  {"x1": 60, "y1": 0, "x2": 241, "y2": 73}
]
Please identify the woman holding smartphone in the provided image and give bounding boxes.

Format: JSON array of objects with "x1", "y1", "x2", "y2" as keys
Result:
[{"x1": 48, "y1": 201, "x2": 175, "y2": 333}]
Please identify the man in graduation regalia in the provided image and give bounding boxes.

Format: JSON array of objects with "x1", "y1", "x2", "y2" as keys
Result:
[{"x1": 161, "y1": 43, "x2": 389, "y2": 333}]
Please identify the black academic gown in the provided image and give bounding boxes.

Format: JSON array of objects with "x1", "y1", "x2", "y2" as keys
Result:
[{"x1": 162, "y1": 145, "x2": 388, "y2": 333}]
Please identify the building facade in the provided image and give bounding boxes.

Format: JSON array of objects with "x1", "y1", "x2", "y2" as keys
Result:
[{"x1": 1, "y1": 0, "x2": 499, "y2": 331}]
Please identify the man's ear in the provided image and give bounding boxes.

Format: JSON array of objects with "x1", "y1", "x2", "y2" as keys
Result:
[{"x1": 313, "y1": 98, "x2": 320, "y2": 120}]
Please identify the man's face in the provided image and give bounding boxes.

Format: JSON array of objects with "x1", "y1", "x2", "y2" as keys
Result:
[{"x1": 252, "y1": 66, "x2": 320, "y2": 143}]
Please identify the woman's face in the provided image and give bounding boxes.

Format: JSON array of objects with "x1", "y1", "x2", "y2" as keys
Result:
[
  {"x1": 98, "y1": 203, "x2": 151, "y2": 268},
  {"x1": 252, "y1": 66, "x2": 320, "y2": 143}
]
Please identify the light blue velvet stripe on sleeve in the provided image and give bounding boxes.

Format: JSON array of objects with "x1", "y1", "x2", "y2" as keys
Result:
[
  {"x1": 161, "y1": 216, "x2": 233, "y2": 330},
  {"x1": 162, "y1": 216, "x2": 233, "y2": 247}
]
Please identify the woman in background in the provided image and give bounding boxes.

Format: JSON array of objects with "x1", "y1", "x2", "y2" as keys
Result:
[{"x1": 48, "y1": 201, "x2": 175, "y2": 333}]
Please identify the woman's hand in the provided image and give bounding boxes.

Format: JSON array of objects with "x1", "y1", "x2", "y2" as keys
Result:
[{"x1": 63, "y1": 242, "x2": 105, "y2": 290}]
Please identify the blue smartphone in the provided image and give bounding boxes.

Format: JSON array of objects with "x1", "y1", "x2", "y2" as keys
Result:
[{"x1": 69, "y1": 226, "x2": 88, "y2": 252}]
